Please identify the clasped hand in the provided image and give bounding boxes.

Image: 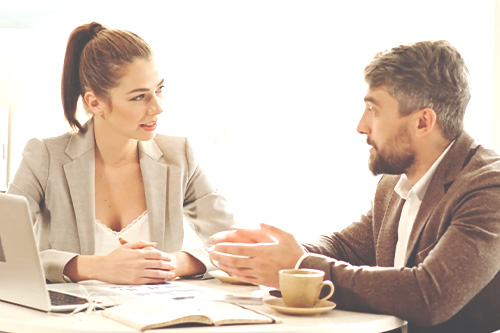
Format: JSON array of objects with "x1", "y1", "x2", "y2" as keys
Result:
[{"x1": 95, "y1": 239, "x2": 176, "y2": 285}]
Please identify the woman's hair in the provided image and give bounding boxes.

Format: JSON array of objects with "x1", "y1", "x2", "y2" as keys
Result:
[
  {"x1": 364, "y1": 40, "x2": 471, "y2": 140},
  {"x1": 61, "y1": 22, "x2": 153, "y2": 131}
]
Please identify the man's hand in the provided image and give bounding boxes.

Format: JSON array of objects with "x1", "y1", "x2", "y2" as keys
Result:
[
  {"x1": 210, "y1": 225, "x2": 276, "y2": 244},
  {"x1": 209, "y1": 223, "x2": 305, "y2": 288}
]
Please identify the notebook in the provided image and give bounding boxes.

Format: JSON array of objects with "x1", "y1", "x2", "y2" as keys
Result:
[{"x1": 0, "y1": 193, "x2": 91, "y2": 312}]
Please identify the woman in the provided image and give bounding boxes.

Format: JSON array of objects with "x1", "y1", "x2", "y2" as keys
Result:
[{"x1": 7, "y1": 22, "x2": 234, "y2": 284}]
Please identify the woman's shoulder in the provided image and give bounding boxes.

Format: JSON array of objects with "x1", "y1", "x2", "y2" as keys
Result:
[
  {"x1": 22, "y1": 127, "x2": 92, "y2": 164},
  {"x1": 152, "y1": 133, "x2": 190, "y2": 154},
  {"x1": 23, "y1": 130, "x2": 73, "y2": 151},
  {"x1": 148, "y1": 134, "x2": 197, "y2": 166},
  {"x1": 153, "y1": 133, "x2": 187, "y2": 146}
]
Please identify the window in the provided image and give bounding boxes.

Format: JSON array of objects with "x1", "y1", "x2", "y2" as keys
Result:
[{"x1": 1, "y1": 1, "x2": 497, "y2": 240}]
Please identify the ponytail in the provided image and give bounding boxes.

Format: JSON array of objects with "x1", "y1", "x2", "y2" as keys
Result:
[{"x1": 61, "y1": 22, "x2": 105, "y2": 132}]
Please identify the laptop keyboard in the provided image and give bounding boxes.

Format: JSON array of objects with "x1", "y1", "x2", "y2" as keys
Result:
[{"x1": 49, "y1": 290, "x2": 88, "y2": 306}]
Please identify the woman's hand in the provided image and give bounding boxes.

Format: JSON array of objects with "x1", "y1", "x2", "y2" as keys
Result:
[
  {"x1": 64, "y1": 240, "x2": 176, "y2": 284},
  {"x1": 169, "y1": 251, "x2": 206, "y2": 278},
  {"x1": 119, "y1": 238, "x2": 206, "y2": 279},
  {"x1": 64, "y1": 239, "x2": 207, "y2": 284}
]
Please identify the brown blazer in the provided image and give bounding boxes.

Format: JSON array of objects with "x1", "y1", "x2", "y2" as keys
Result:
[
  {"x1": 300, "y1": 132, "x2": 500, "y2": 333},
  {"x1": 8, "y1": 119, "x2": 235, "y2": 282}
]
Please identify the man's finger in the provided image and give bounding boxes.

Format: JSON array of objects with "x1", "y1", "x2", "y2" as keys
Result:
[
  {"x1": 210, "y1": 250, "x2": 253, "y2": 269},
  {"x1": 260, "y1": 223, "x2": 290, "y2": 239},
  {"x1": 209, "y1": 230, "x2": 239, "y2": 244},
  {"x1": 233, "y1": 226, "x2": 276, "y2": 242},
  {"x1": 212, "y1": 242, "x2": 271, "y2": 257}
]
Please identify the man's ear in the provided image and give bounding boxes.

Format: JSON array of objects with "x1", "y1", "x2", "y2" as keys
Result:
[
  {"x1": 416, "y1": 108, "x2": 437, "y2": 136},
  {"x1": 84, "y1": 91, "x2": 105, "y2": 117}
]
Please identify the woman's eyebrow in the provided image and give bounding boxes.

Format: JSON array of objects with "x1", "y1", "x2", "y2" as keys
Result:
[{"x1": 127, "y1": 79, "x2": 164, "y2": 95}]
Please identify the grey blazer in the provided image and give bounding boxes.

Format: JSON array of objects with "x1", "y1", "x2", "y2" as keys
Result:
[
  {"x1": 8, "y1": 119, "x2": 235, "y2": 282},
  {"x1": 300, "y1": 132, "x2": 500, "y2": 333}
]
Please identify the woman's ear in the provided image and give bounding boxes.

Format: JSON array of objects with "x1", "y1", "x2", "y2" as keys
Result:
[{"x1": 84, "y1": 91, "x2": 104, "y2": 117}]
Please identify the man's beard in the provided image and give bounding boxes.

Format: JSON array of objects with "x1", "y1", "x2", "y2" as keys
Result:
[{"x1": 368, "y1": 127, "x2": 414, "y2": 176}]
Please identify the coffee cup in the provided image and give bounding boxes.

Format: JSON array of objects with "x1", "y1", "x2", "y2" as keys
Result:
[{"x1": 279, "y1": 268, "x2": 334, "y2": 308}]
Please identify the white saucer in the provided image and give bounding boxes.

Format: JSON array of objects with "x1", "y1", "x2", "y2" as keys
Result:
[
  {"x1": 208, "y1": 270, "x2": 254, "y2": 285},
  {"x1": 264, "y1": 298, "x2": 336, "y2": 315}
]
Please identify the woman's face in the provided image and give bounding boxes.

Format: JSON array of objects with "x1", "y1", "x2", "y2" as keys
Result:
[{"x1": 97, "y1": 57, "x2": 164, "y2": 142}]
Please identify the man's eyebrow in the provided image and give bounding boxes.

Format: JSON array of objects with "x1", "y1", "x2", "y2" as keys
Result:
[
  {"x1": 364, "y1": 96, "x2": 379, "y2": 106},
  {"x1": 126, "y1": 79, "x2": 165, "y2": 95}
]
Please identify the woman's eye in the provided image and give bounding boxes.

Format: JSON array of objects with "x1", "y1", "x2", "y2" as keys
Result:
[
  {"x1": 156, "y1": 85, "x2": 165, "y2": 94},
  {"x1": 131, "y1": 94, "x2": 145, "y2": 101}
]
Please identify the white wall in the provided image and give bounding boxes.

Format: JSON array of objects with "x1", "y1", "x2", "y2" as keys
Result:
[{"x1": 0, "y1": 0, "x2": 496, "y2": 241}]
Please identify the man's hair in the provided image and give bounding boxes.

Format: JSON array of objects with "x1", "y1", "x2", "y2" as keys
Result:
[{"x1": 364, "y1": 40, "x2": 471, "y2": 140}]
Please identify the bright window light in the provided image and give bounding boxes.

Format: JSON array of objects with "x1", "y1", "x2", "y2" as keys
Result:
[{"x1": 1, "y1": 1, "x2": 496, "y2": 241}]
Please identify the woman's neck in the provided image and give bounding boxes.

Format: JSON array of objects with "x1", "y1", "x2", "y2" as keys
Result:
[{"x1": 93, "y1": 121, "x2": 139, "y2": 167}]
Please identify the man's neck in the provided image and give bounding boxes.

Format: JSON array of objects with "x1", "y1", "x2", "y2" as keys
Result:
[{"x1": 405, "y1": 138, "x2": 452, "y2": 185}]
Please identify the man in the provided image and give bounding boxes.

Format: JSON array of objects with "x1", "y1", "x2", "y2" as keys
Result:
[{"x1": 209, "y1": 40, "x2": 500, "y2": 333}]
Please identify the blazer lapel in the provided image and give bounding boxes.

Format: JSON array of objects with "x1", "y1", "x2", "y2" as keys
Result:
[
  {"x1": 376, "y1": 191, "x2": 405, "y2": 267},
  {"x1": 63, "y1": 121, "x2": 96, "y2": 255},
  {"x1": 139, "y1": 140, "x2": 167, "y2": 249},
  {"x1": 403, "y1": 132, "x2": 477, "y2": 265}
]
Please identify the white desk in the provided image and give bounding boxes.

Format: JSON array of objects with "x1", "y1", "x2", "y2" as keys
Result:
[{"x1": 0, "y1": 278, "x2": 406, "y2": 333}]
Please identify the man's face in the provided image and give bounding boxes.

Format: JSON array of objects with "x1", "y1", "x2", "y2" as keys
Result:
[{"x1": 357, "y1": 86, "x2": 415, "y2": 176}]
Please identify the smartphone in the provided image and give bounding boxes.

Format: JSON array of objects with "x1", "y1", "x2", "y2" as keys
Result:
[{"x1": 268, "y1": 289, "x2": 282, "y2": 298}]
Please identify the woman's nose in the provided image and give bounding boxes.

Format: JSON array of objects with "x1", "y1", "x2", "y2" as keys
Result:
[{"x1": 148, "y1": 96, "x2": 163, "y2": 115}]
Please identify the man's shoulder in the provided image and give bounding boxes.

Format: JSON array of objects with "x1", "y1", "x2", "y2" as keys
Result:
[
  {"x1": 460, "y1": 144, "x2": 500, "y2": 183},
  {"x1": 474, "y1": 144, "x2": 500, "y2": 164}
]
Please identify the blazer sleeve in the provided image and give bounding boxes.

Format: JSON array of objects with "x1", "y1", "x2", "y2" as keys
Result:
[
  {"x1": 7, "y1": 138, "x2": 48, "y2": 222},
  {"x1": 301, "y1": 207, "x2": 377, "y2": 267},
  {"x1": 298, "y1": 176, "x2": 500, "y2": 328},
  {"x1": 7, "y1": 138, "x2": 79, "y2": 283}
]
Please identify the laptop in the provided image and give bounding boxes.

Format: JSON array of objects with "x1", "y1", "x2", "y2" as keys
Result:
[
  {"x1": 0, "y1": 193, "x2": 225, "y2": 313},
  {"x1": 0, "y1": 193, "x2": 94, "y2": 312}
]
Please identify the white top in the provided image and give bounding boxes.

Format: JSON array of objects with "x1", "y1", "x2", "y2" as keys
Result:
[
  {"x1": 94, "y1": 211, "x2": 151, "y2": 255},
  {"x1": 393, "y1": 142, "x2": 453, "y2": 267}
]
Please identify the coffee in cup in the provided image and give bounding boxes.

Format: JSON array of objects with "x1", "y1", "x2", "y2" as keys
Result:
[{"x1": 279, "y1": 268, "x2": 334, "y2": 308}]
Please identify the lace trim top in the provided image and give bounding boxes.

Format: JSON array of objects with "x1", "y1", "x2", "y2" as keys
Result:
[{"x1": 94, "y1": 211, "x2": 150, "y2": 255}]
